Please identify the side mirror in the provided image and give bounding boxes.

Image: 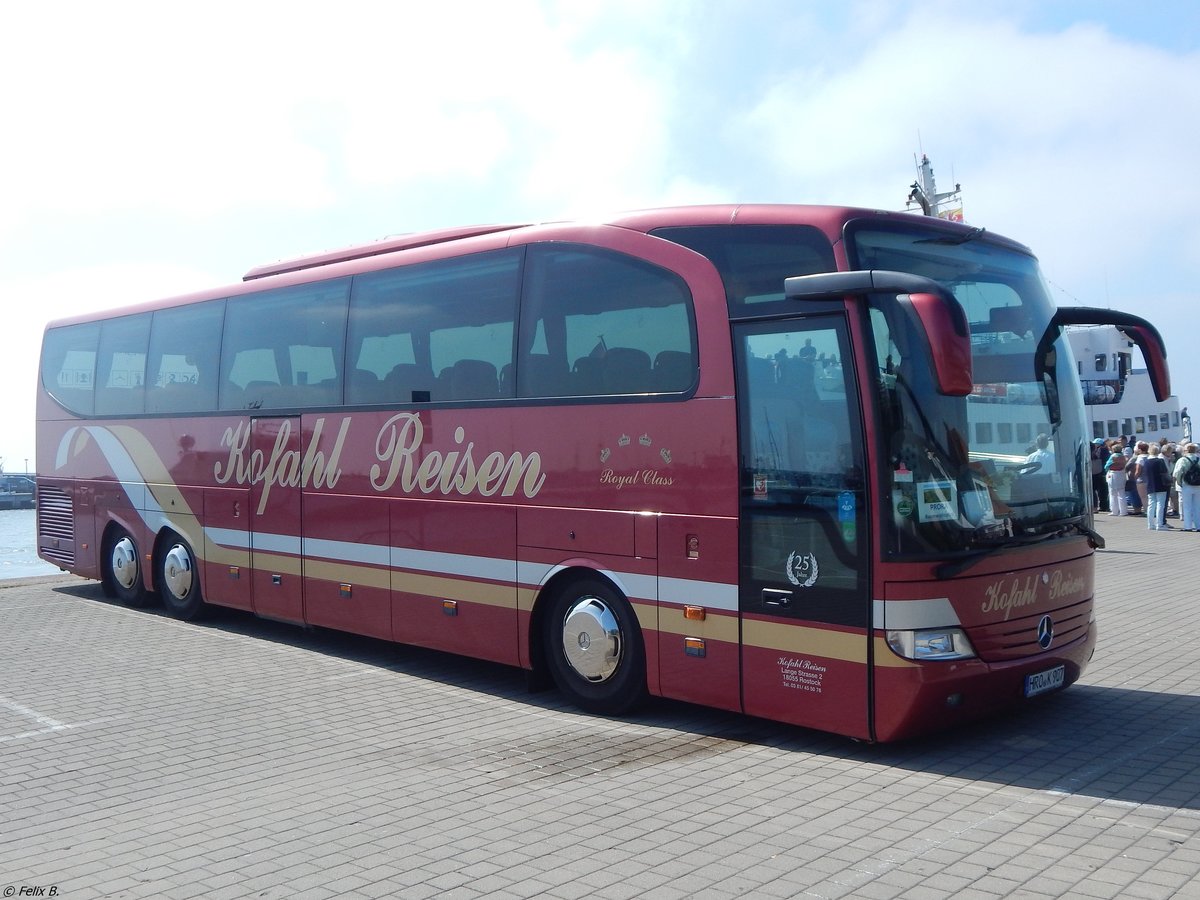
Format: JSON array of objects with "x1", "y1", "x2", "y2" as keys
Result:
[
  {"x1": 784, "y1": 270, "x2": 972, "y2": 396},
  {"x1": 1041, "y1": 307, "x2": 1170, "y2": 401}
]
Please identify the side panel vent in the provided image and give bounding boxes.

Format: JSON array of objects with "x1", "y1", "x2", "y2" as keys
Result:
[{"x1": 37, "y1": 485, "x2": 76, "y2": 565}]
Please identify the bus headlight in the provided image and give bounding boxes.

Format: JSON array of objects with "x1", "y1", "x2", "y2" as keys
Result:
[{"x1": 886, "y1": 628, "x2": 977, "y2": 661}]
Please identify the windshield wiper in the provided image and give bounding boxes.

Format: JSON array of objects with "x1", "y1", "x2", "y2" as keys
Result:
[
  {"x1": 934, "y1": 531, "x2": 1054, "y2": 580},
  {"x1": 1031, "y1": 516, "x2": 1105, "y2": 549},
  {"x1": 913, "y1": 226, "x2": 987, "y2": 246},
  {"x1": 934, "y1": 517, "x2": 1102, "y2": 580}
]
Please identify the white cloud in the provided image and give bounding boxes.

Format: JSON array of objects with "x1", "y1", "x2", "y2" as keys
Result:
[
  {"x1": 736, "y1": 12, "x2": 1200, "y2": 297},
  {"x1": 0, "y1": 0, "x2": 697, "y2": 233}
]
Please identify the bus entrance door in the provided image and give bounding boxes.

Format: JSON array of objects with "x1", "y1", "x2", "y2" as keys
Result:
[
  {"x1": 249, "y1": 416, "x2": 305, "y2": 624},
  {"x1": 734, "y1": 317, "x2": 871, "y2": 739}
]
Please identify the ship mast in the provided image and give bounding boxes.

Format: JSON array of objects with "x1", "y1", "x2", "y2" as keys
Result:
[{"x1": 906, "y1": 153, "x2": 963, "y2": 220}]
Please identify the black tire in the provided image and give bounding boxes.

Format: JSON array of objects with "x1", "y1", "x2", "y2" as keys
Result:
[
  {"x1": 158, "y1": 534, "x2": 207, "y2": 621},
  {"x1": 543, "y1": 577, "x2": 646, "y2": 715},
  {"x1": 102, "y1": 526, "x2": 153, "y2": 607}
]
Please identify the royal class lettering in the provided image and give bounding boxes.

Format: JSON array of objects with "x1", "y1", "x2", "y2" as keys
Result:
[
  {"x1": 600, "y1": 468, "x2": 675, "y2": 489},
  {"x1": 215, "y1": 417, "x2": 349, "y2": 514},
  {"x1": 370, "y1": 413, "x2": 546, "y2": 499}
]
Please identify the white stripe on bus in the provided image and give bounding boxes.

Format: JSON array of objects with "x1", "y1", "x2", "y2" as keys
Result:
[{"x1": 209, "y1": 528, "x2": 738, "y2": 610}]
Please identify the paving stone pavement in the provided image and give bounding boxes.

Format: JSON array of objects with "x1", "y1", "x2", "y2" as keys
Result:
[{"x1": 1, "y1": 513, "x2": 1197, "y2": 899}]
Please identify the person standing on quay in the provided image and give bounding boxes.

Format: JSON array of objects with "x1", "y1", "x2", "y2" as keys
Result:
[
  {"x1": 1106, "y1": 449, "x2": 1129, "y2": 515},
  {"x1": 1143, "y1": 444, "x2": 1171, "y2": 530},
  {"x1": 1090, "y1": 438, "x2": 1109, "y2": 512},
  {"x1": 1174, "y1": 442, "x2": 1200, "y2": 531},
  {"x1": 1130, "y1": 442, "x2": 1150, "y2": 515},
  {"x1": 1162, "y1": 441, "x2": 1180, "y2": 517}
]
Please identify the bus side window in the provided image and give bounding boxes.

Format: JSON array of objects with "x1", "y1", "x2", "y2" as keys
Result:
[
  {"x1": 94, "y1": 314, "x2": 150, "y2": 416},
  {"x1": 219, "y1": 279, "x2": 349, "y2": 410},
  {"x1": 146, "y1": 300, "x2": 223, "y2": 413},
  {"x1": 518, "y1": 244, "x2": 696, "y2": 399},
  {"x1": 349, "y1": 249, "x2": 521, "y2": 405},
  {"x1": 41, "y1": 322, "x2": 100, "y2": 416}
]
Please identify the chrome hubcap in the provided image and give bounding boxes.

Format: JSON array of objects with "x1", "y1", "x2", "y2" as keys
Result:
[
  {"x1": 562, "y1": 596, "x2": 622, "y2": 682},
  {"x1": 162, "y1": 544, "x2": 194, "y2": 601},
  {"x1": 111, "y1": 537, "x2": 139, "y2": 590}
]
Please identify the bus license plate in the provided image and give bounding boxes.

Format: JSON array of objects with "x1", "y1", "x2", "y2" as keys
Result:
[{"x1": 1024, "y1": 665, "x2": 1065, "y2": 698}]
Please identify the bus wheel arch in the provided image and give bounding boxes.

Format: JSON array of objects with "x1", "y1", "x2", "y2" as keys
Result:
[
  {"x1": 154, "y1": 529, "x2": 207, "y2": 621},
  {"x1": 100, "y1": 522, "x2": 154, "y2": 607},
  {"x1": 535, "y1": 569, "x2": 647, "y2": 716}
]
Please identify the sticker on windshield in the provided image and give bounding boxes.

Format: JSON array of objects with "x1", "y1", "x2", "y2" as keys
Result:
[{"x1": 918, "y1": 480, "x2": 957, "y2": 523}]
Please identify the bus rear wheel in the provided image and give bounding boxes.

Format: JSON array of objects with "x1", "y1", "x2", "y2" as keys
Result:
[
  {"x1": 102, "y1": 527, "x2": 153, "y2": 607},
  {"x1": 543, "y1": 577, "x2": 646, "y2": 716},
  {"x1": 158, "y1": 535, "x2": 207, "y2": 621}
]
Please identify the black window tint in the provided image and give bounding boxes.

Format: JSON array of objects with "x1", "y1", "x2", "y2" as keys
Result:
[
  {"x1": 220, "y1": 278, "x2": 350, "y2": 410},
  {"x1": 652, "y1": 224, "x2": 835, "y2": 315},
  {"x1": 41, "y1": 323, "x2": 100, "y2": 415},
  {"x1": 94, "y1": 314, "x2": 151, "y2": 416},
  {"x1": 518, "y1": 245, "x2": 695, "y2": 398},
  {"x1": 146, "y1": 301, "x2": 224, "y2": 413},
  {"x1": 347, "y1": 249, "x2": 521, "y2": 404}
]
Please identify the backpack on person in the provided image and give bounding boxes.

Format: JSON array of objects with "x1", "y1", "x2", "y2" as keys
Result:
[
  {"x1": 1183, "y1": 458, "x2": 1200, "y2": 487},
  {"x1": 1109, "y1": 455, "x2": 1126, "y2": 473}
]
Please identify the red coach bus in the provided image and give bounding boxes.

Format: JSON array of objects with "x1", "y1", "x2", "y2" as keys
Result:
[{"x1": 36, "y1": 205, "x2": 1169, "y2": 741}]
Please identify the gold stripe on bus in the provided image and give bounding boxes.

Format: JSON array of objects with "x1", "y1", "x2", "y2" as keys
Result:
[
  {"x1": 517, "y1": 587, "x2": 538, "y2": 613},
  {"x1": 872, "y1": 636, "x2": 917, "y2": 668},
  {"x1": 659, "y1": 607, "x2": 738, "y2": 643},
  {"x1": 389, "y1": 569, "x2": 514, "y2": 608},
  {"x1": 109, "y1": 426, "x2": 200, "y2": 520},
  {"x1": 202, "y1": 534, "x2": 249, "y2": 566},
  {"x1": 632, "y1": 601, "x2": 657, "y2": 633},
  {"x1": 305, "y1": 559, "x2": 390, "y2": 590},
  {"x1": 304, "y1": 559, "x2": 511, "y2": 609},
  {"x1": 247, "y1": 552, "x2": 304, "y2": 578},
  {"x1": 743, "y1": 619, "x2": 916, "y2": 668},
  {"x1": 205, "y1": 543, "x2": 250, "y2": 568}
]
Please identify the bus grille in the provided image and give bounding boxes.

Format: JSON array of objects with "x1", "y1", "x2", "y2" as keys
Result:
[
  {"x1": 968, "y1": 598, "x2": 1091, "y2": 663},
  {"x1": 37, "y1": 486, "x2": 76, "y2": 565}
]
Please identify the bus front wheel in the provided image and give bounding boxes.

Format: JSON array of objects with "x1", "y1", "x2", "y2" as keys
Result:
[
  {"x1": 158, "y1": 535, "x2": 207, "y2": 621},
  {"x1": 543, "y1": 577, "x2": 646, "y2": 716},
  {"x1": 102, "y1": 527, "x2": 153, "y2": 607}
]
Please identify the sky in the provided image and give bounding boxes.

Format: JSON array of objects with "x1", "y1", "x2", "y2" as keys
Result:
[{"x1": 3, "y1": 0, "x2": 1199, "y2": 473}]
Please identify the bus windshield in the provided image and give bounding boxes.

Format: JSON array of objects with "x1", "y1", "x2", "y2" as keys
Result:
[{"x1": 850, "y1": 224, "x2": 1090, "y2": 558}]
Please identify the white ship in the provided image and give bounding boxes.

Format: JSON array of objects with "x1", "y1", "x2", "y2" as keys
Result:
[
  {"x1": 905, "y1": 155, "x2": 1185, "y2": 461},
  {"x1": 1068, "y1": 325, "x2": 1186, "y2": 444}
]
